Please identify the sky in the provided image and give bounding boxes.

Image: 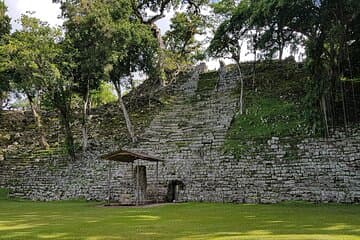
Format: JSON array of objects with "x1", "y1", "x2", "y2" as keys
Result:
[
  {"x1": 4, "y1": 0, "x2": 172, "y2": 33},
  {"x1": 4, "y1": 0, "x2": 63, "y2": 30}
]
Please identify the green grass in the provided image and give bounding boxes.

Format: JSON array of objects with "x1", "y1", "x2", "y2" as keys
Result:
[
  {"x1": 230, "y1": 95, "x2": 304, "y2": 140},
  {"x1": 224, "y1": 94, "x2": 306, "y2": 157},
  {"x1": 0, "y1": 199, "x2": 359, "y2": 240},
  {"x1": 197, "y1": 71, "x2": 218, "y2": 93},
  {"x1": 224, "y1": 61, "x2": 309, "y2": 157}
]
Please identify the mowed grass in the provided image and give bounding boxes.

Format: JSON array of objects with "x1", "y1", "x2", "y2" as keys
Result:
[{"x1": 0, "y1": 199, "x2": 359, "y2": 240}]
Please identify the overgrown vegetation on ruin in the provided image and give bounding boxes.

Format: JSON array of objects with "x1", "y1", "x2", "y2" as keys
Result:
[{"x1": 224, "y1": 61, "x2": 308, "y2": 156}]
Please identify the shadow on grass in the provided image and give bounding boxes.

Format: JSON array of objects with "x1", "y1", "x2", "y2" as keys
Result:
[{"x1": 0, "y1": 200, "x2": 359, "y2": 240}]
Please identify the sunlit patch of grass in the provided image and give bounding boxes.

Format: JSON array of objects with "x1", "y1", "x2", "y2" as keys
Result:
[
  {"x1": 37, "y1": 233, "x2": 68, "y2": 239},
  {"x1": 0, "y1": 200, "x2": 358, "y2": 240},
  {"x1": 224, "y1": 93, "x2": 306, "y2": 157}
]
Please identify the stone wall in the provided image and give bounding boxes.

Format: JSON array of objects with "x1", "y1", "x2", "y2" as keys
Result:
[{"x1": 0, "y1": 66, "x2": 359, "y2": 203}]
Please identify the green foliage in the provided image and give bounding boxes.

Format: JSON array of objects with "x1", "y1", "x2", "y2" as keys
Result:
[
  {"x1": 197, "y1": 71, "x2": 218, "y2": 92},
  {"x1": 211, "y1": 0, "x2": 239, "y2": 18},
  {"x1": 0, "y1": 14, "x2": 62, "y2": 99},
  {"x1": 208, "y1": 0, "x2": 251, "y2": 60},
  {"x1": 247, "y1": 60, "x2": 307, "y2": 97},
  {"x1": 224, "y1": 61, "x2": 308, "y2": 157},
  {"x1": 0, "y1": 2, "x2": 10, "y2": 39},
  {"x1": 163, "y1": 12, "x2": 206, "y2": 80},
  {"x1": 225, "y1": 94, "x2": 305, "y2": 156},
  {"x1": 211, "y1": 0, "x2": 360, "y2": 133},
  {"x1": 0, "y1": 1, "x2": 11, "y2": 107},
  {"x1": 164, "y1": 12, "x2": 205, "y2": 56},
  {"x1": 234, "y1": 95, "x2": 304, "y2": 140},
  {"x1": 90, "y1": 82, "x2": 117, "y2": 108},
  {"x1": 0, "y1": 188, "x2": 8, "y2": 199},
  {"x1": 248, "y1": 0, "x2": 302, "y2": 60},
  {"x1": 61, "y1": 1, "x2": 112, "y2": 99}
]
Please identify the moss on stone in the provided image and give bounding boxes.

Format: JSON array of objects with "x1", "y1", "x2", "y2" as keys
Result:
[
  {"x1": 224, "y1": 96, "x2": 305, "y2": 158},
  {"x1": 0, "y1": 188, "x2": 9, "y2": 200},
  {"x1": 175, "y1": 141, "x2": 189, "y2": 149},
  {"x1": 197, "y1": 71, "x2": 218, "y2": 93}
]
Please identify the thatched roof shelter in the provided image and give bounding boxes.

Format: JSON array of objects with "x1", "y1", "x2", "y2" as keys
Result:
[
  {"x1": 101, "y1": 149, "x2": 164, "y2": 163},
  {"x1": 101, "y1": 149, "x2": 164, "y2": 205}
]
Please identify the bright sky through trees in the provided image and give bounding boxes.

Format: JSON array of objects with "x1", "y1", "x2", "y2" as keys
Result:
[{"x1": 4, "y1": 0, "x2": 172, "y2": 33}]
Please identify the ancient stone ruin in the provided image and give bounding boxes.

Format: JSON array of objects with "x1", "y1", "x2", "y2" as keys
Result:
[{"x1": 0, "y1": 63, "x2": 359, "y2": 204}]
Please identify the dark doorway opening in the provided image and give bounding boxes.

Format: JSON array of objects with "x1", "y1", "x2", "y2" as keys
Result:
[
  {"x1": 166, "y1": 180, "x2": 184, "y2": 202},
  {"x1": 134, "y1": 165, "x2": 147, "y2": 204}
]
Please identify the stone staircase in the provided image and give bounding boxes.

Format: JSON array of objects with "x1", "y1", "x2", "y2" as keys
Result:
[{"x1": 126, "y1": 69, "x2": 240, "y2": 201}]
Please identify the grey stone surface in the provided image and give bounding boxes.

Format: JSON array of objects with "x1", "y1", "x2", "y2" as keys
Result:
[{"x1": 0, "y1": 68, "x2": 359, "y2": 203}]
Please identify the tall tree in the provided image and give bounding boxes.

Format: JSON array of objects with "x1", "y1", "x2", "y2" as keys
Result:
[
  {"x1": 208, "y1": 2, "x2": 251, "y2": 115},
  {"x1": 0, "y1": 15, "x2": 64, "y2": 149},
  {"x1": 131, "y1": 0, "x2": 208, "y2": 86},
  {"x1": 211, "y1": 0, "x2": 360, "y2": 134},
  {"x1": 163, "y1": 12, "x2": 205, "y2": 81},
  {"x1": 51, "y1": 39, "x2": 77, "y2": 160},
  {"x1": 55, "y1": 0, "x2": 209, "y2": 86},
  {"x1": 0, "y1": 1, "x2": 11, "y2": 109},
  {"x1": 101, "y1": 1, "x2": 158, "y2": 143},
  {"x1": 56, "y1": 0, "x2": 158, "y2": 144},
  {"x1": 277, "y1": 0, "x2": 360, "y2": 133},
  {"x1": 0, "y1": 1, "x2": 10, "y2": 38},
  {"x1": 249, "y1": 0, "x2": 301, "y2": 60},
  {"x1": 59, "y1": 0, "x2": 109, "y2": 152}
]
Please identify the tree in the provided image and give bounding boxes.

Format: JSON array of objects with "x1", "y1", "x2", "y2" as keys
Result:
[
  {"x1": 57, "y1": 0, "x2": 158, "y2": 144},
  {"x1": 0, "y1": 1, "x2": 10, "y2": 38},
  {"x1": 275, "y1": 0, "x2": 360, "y2": 134},
  {"x1": 163, "y1": 12, "x2": 205, "y2": 81},
  {"x1": 55, "y1": 0, "x2": 209, "y2": 86},
  {"x1": 1, "y1": 13, "x2": 77, "y2": 159},
  {"x1": 131, "y1": 0, "x2": 208, "y2": 86},
  {"x1": 0, "y1": 1, "x2": 11, "y2": 109},
  {"x1": 59, "y1": 0, "x2": 110, "y2": 152},
  {"x1": 51, "y1": 39, "x2": 77, "y2": 160},
  {"x1": 248, "y1": 0, "x2": 302, "y2": 61},
  {"x1": 211, "y1": 0, "x2": 360, "y2": 134},
  {"x1": 0, "y1": 14, "x2": 62, "y2": 149},
  {"x1": 208, "y1": 2, "x2": 251, "y2": 115},
  {"x1": 102, "y1": 2, "x2": 158, "y2": 143},
  {"x1": 211, "y1": 0, "x2": 259, "y2": 88}
]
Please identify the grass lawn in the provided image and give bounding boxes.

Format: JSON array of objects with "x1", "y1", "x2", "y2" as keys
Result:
[{"x1": 0, "y1": 199, "x2": 359, "y2": 240}]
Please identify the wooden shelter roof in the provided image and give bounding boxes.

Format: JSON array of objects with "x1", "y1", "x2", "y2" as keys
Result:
[{"x1": 101, "y1": 149, "x2": 164, "y2": 163}]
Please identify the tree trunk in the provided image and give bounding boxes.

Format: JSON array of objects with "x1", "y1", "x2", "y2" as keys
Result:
[
  {"x1": 0, "y1": 98, "x2": 4, "y2": 111},
  {"x1": 27, "y1": 94, "x2": 49, "y2": 149},
  {"x1": 81, "y1": 80, "x2": 90, "y2": 152},
  {"x1": 279, "y1": 45, "x2": 283, "y2": 61},
  {"x1": 114, "y1": 81, "x2": 137, "y2": 143},
  {"x1": 235, "y1": 61, "x2": 244, "y2": 115},
  {"x1": 58, "y1": 103, "x2": 76, "y2": 161},
  {"x1": 340, "y1": 80, "x2": 348, "y2": 135},
  {"x1": 54, "y1": 91, "x2": 76, "y2": 160},
  {"x1": 151, "y1": 24, "x2": 166, "y2": 86},
  {"x1": 321, "y1": 95, "x2": 329, "y2": 137},
  {"x1": 252, "y1": 47, "x2": 256, "y2": 90}
]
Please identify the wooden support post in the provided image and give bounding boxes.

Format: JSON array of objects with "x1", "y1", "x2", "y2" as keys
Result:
[
  {"x1": 156, "y1": 161, "x2": 159, "y2": 204},
  {"x1": 136, "y1": 159, "x2": 140, "y2": 206},
  {"x1": 107, "y1": 161, "x2": 111, "y2": 205},
  {"x1": 131, "y1": 161, "x2": 134, "y2": 205}
]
